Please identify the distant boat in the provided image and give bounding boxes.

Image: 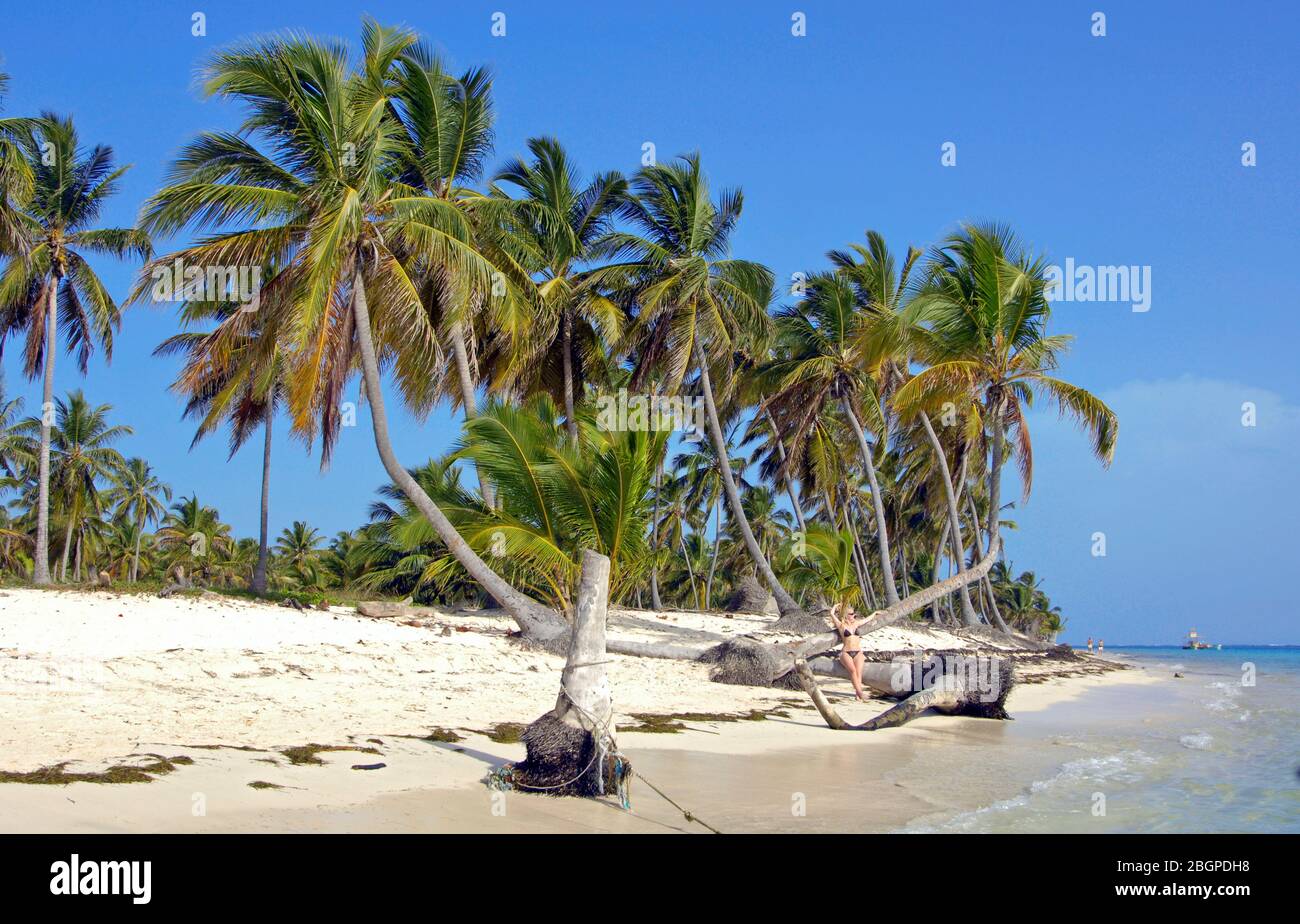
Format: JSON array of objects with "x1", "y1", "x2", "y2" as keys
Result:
[{"x1": 1182, "y1": 628, "x2": 1216, "y2": 650}]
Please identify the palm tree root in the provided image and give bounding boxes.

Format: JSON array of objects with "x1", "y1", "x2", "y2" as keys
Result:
[{"x1": 486, "y1": 711, "x2": 629, "y2": 798}]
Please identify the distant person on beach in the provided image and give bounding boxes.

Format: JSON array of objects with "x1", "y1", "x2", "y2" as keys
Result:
[
  {"x1": 1087, "y1": 637, "x2": 1094, "y2": 652},
  {"x1": 830, "y1": 603, "x2": 869, "y2": 702},
  {"x1": 1098, "y1": 639, "x2": 1105, "y2": 653}
]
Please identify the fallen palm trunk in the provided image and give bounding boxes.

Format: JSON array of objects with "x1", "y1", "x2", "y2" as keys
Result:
[
  {"x1": 793, "y1": 656, "x2": 1014, "y2": 730},
  {"x1": 488, "y1": 550, "x2": 630, "y2": 800},
  {"x1": 700, "y1": 537, "x2": 1007, "y2": 687}
]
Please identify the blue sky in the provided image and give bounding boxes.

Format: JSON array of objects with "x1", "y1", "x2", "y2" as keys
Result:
[{"x1": 1, "y1": 1, "x2": 1296, "y2": 643}]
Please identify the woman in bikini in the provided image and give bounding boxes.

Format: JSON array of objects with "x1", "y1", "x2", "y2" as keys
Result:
[{"x1": 830, "y1": 603, "x2": 869, "y2": 701}]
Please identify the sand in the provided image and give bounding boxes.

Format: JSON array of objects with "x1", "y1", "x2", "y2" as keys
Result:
[{"x1": 0, "y1": 586, "x2": 1165, "y2": 833}]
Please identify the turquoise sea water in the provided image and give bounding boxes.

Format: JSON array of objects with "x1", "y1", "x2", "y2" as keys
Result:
[{"x1": 903, "y1": 646, "x2": 1300, "y2": 833}]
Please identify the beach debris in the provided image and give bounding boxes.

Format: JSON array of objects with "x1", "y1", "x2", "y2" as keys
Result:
[
  {"x1": 350, "y1": 763, "x2": 387, "y2": 771},
  {"x1": 158, "y1": 565, "x2": 193, "y2": 598},
  {"x1": 0, "y1": 754, "x2": 194, "y2": 785},
  {"x1": 793, "y1": 656, "x2": 1015, "y2": 730},
  {"x1": 357, "y1": 601, "x2": 443, "y2": 619},
  {"x1": 725, "y1": 574, "x2": 778, "y2": 616},
  {"x1": 279, "y1": 744, "x2": 382, "y2": 766}
]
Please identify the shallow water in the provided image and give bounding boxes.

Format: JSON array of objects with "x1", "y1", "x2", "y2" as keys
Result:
[{"x1": 899, "y1": 647, "x2": 1300, "y2": 833}]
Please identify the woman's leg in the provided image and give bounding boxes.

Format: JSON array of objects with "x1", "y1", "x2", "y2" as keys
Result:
[
  {"x1": 852, "y1": 652, "x2": 867, "y2": 700},
  {"x1": 840, "y1": 650, "x2": 865, "y2": 700}
]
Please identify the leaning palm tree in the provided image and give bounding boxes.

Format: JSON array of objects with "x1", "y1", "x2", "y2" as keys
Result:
[
  {"x1": 491, "y1": 137, "x2": 626, "y2": 440},
  {"x1": 107, "y1": 457, "x2": 170, "y2": 582},
  {"x1": 135, "y1": 22, "x2": 561, "y2": 637},
  {"x1": 0, "y1": 114, "x2": 150, "y2": 583},
  {"x1": 900, "y1": 224, "x2": 1119, "y2": 564},
  {"x1": 597, "y1": 154, "x2": 800, "y2": 615}
]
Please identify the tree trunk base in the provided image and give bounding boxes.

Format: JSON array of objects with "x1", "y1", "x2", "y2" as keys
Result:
[{"x1": 487, "y1": 711, "x2": 630, "y2": 800}]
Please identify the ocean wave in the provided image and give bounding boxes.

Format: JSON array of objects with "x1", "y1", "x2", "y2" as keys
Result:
[
  {"x1": 1179, "y1": 733, "x2": 1213, "y2": 750},
  {"x1": 1204, "y1": 680, "x2": 1244, "y2": 714},
  {"x1": 901, "y1": 750, "x2": 1156, "y2": 833}
]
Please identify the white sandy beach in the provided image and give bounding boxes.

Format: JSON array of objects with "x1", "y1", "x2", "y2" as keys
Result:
[{"x1": 0, "y1": 587, "x2": 1165, "y2": 833}]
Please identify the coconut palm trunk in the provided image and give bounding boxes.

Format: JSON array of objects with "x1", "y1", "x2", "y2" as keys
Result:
[
  {"x1": 930, "y1": 528, "x2": 947, "y2": 623},
  {"x1": 350, "y1": 272, "x2": 562, "y2": 640},
  {"x1": 968, "y1": 495, "x2": 1011, "y2": 632},
  {"x1": 694, "y1": 343, "x2": 802, "y2": 617},
  {"x1": 450, "y1": 321, "x2": 496, "y2": 508},
  {"x1": 649, "y1": 455, "x2": 664, "y2": 610},
  {"x1": 705, "y1": 497, "x2": 720, "y2": 609},
  {"x1": 251, "y1": 400, "x2": 273, "y2": 595},
  {"x1": 561, "y1": 308, "x2": 578, "y2": 443},
  {"x1": 678, "y1": 530, "x2": 700, "y2": 608},
  {"x1": 33, "y1": 276, "x2": 58, "y2": 584},
  {"x1": 917, "y1": 412, "x2": 979, "y2": 626},
  {"x1": 131, "y1": 511, "x2": 144, "y2": 582},
  {"x1": 986, "y1": 402, "x2": 1006, "y2": 553},
  {"x1": 59, "y1": 513, "x2": 75, "y2": 582},
  {"x1": 839, "y1": 396, "x2": 900, "y2": 606},
  {"x1": 765, "y1": 408, "x2": 807, "y2": 534}
]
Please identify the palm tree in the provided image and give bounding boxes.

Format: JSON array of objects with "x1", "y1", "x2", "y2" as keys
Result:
[
  {"x1": 780, "y1": 523, "x2": 861, "y2": 610},
  {"x1": 900, "y1": 224, "x2": 1118, "y2": 563},
  {"x1": 154, "y1": 294, "x2": 284, "y2": 594},
  {"x1": 761, "y1": 272, "x2": 902, "y2": 605},
  {"x1": 0, "y1": 384, "x2": 28, "y2": 478},
  {"x1": 107, "y1": 456, "x2": 170, "y2": 582},
  {"x1": 388, "y1": 47, "x2": 540, "y2": 507},
  {"x1": 0, "y1": 114, "x2": 150, "y2": 583},
  {"x1": 0, "y1": 69, "x2": 36, "y2": 257},
  {"x1": 597, "y1": 154, "x2": 798, "y2": 614},
  {"x1": 491, "y1": 137, "x2": 626, "y2": 441},
  {"x1": 673, "y1": 434, "x2": 748, "y2": 610},
  {"x1": 366, "y1": 398, "x2": 663, "y2": 608},
  {"x1": 135, "y1": 22, "x2": 560, "y2": 636},
  {"x1": 15, "y1": 390, "x2": 130, "y2": 581},
  {"x1": 156, "y1": 494, "x2": 233, "y2": 583},
  {"x1": 322, "y1": 529, "x2": 368, "y2": 590},
  {"x1": 830, "y1": 232, "x2": 980, "y2": 625},
  {"x1": 277, "y1": 520, "x2": 323, "y2": 573}
]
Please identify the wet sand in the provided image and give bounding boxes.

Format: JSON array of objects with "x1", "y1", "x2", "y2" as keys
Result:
[{"x1": 2, "y1": 665, "x2": 1169, "y2": 833}]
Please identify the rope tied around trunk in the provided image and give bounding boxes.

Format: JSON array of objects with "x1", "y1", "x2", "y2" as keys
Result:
[{"x1": 486, "y1": 685, "x2": 720, "y2": 832}]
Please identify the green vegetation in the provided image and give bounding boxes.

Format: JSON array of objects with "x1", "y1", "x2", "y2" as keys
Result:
[{"x1": 0, "y1": 27, "x2": 1119, "y2": 641}]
